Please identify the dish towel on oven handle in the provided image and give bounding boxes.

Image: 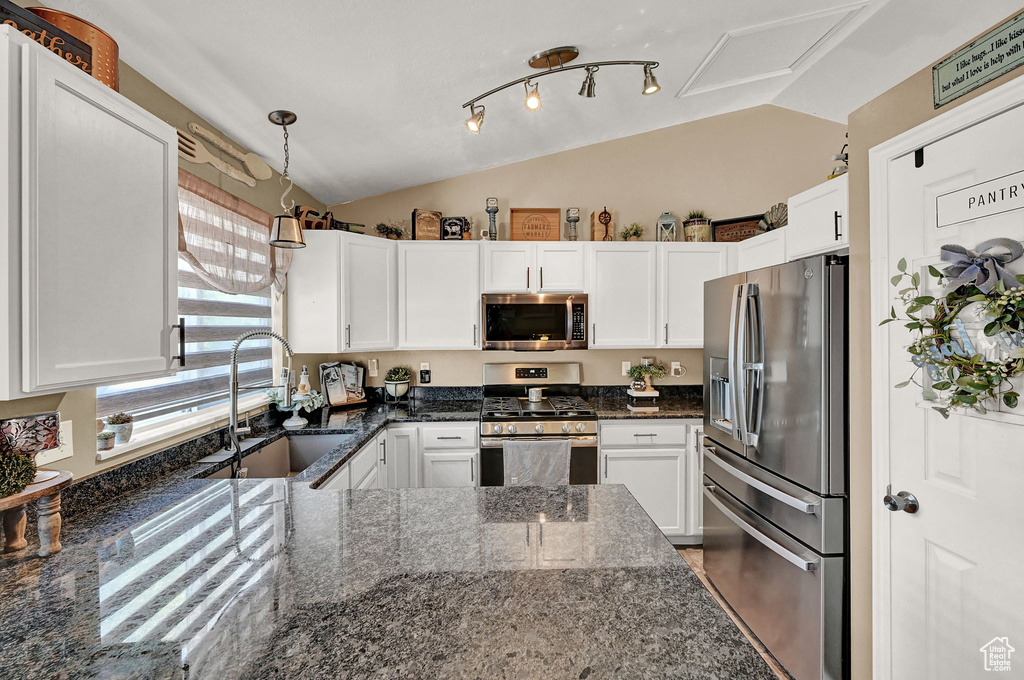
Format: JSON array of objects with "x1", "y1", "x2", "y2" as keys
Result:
[{"x1": 502, "y1": 439, "x2": 571, "y2": 486}]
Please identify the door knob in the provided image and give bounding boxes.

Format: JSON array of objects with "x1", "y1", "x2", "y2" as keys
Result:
[{"x1": 883, "y1": 488, "x2": 919, "y2": 514}]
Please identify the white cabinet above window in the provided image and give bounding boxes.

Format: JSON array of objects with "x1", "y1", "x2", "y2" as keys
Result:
[
  {"x1": 0, "y1": 27, "x2": 178, "y2": 400},
  {"x1": 287, "y1": 231, "x2": 397, "y2": 353},
  {"x1": 481, "y1": 242, "x2": 585, "y2": 293}
]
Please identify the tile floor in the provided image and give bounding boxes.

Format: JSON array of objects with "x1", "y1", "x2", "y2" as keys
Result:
[{"x1": 677, "y1": 547, "x2": 792, "y2": 680}]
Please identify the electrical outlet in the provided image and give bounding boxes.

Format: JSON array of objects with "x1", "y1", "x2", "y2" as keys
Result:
[
  {"x1": 368, "y1": 359, "x2": 378, "y2": 377},
  {"x1": 671, "y1": 361, "x2": 686, "y2": 377},
  {"x1": 37, "y1": 420, "x2": 73, "y2": 465},
  {"x1": 420, "y1": 362, "x2": 430, "y2": 371},
  {"x1": 622, "y1": 361, "x2": 631, "y2": 376}
]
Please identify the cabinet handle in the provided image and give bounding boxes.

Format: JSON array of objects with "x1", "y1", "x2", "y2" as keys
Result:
[
  {"x1": 592, "y1": 323, "x2": 596, "y2": 343},
  {"x1": 470, "y1": 461, "x2": 475, "y2": 482},
  {"x1": 346, "y1": 324, "x2": 351, "y2": 349},
  {"x1": 540, "y1": 266, "x2": 544, "y2": 289},
  {"x1": 526, "y1": 524, "x2": 530, "y2": 546},
  {"x1": 665, "y1": 323, "x2": 669, "y2": 344},
  {"x1": 526, "y1": 266, "x2": 530, "y2": 289},
  {"x1": 172, "y1": 317, "x2": 186, "y2": 367},
  {"x1": 437, "y1": 436, "x2": 463, "y2": 440},
  {"x1": 473, "y1": 324, "x2": 478, "y2": 346},
  {"x1": 380, "y1": 439, "x2": 386, "y2": 465},
  {"x1": 634, "y1": 433, "x2": 659, "y2": 438},
  {"x1": 834, "y1": 211, "x2": 841, "y2": 240},
  {"x1": 604, "y1": 454, "x2": 608, "y2": 479}
]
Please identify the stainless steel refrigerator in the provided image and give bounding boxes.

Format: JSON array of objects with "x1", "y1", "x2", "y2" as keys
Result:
[{"x1": 702, "y1": 255, "x2": 847, "y2": 680}]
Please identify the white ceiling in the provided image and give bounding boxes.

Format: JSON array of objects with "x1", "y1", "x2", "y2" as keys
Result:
[{"x1": 45, "y1": 0, "x2": 1024, "y2": 204}]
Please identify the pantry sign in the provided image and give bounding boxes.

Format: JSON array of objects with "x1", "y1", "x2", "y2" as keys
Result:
[
  {"x1": 936, "y1": 170, "x2": 1024, "y2": 229},
  {"x1": 933, "y1": 10, "x2": 1024, "y2": 108}
]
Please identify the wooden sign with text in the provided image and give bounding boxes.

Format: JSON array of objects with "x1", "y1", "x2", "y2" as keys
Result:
[
  {"x1": 0, "y1": 1, "x2": 92, "y2": 76},
  {"x1": 933, "y1": 9, "x2": 1024, "y2": 108}
]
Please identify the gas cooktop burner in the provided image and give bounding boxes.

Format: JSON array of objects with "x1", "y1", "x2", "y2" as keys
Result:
[{"x1": 481, "y1": 394, "x2": 596, "y2": 419}]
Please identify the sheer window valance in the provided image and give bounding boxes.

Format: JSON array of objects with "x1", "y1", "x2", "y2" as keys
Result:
[{"x1": 177, "y1": 169, "x2": 291, "y2": 294}]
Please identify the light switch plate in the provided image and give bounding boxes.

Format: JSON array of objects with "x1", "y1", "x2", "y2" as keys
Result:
[
  {"x1": 621, "y1": 361, "x2": 631, "y2": 376},
  {"x1": 670, "y1": 361, "x2": 686, "y2": 377},
  {"x1": 36, "y1": 420, "x2": 73, "y2": 465},
  {"x1": 368, "y1": 359, "x2": 378, "y2": 377},
  {"x1": 420, "y1": 362, "x2": 430, "y2": 371}
]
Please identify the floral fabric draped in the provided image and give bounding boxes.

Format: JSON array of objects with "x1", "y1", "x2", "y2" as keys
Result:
[{"x1": 177, "y1": 169, "x2": 291, "y2": 294}]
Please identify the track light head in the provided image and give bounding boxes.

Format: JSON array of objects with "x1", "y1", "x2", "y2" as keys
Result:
[
  {"x1": 524, "y1": 81, "x2": 542, "y2": 111},
  {"x1": 642, "y1": 64, "x2": 660, "y2": 95},
  {"x1": 466, "y1": 105, "x2": 485, "y2": 133},
  {"x1": 579, "y1": 68, "x2": 597, "y2": 98}
]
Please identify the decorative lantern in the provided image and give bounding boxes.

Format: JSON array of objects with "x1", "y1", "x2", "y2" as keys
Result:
[{"x1": 657, "y1": 211, "x2": 678, "y2": 242}]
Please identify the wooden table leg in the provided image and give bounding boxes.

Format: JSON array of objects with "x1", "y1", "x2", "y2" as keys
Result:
[
  {"x1": 2, "y1": 505, "x2": 28, "y2": 552},
  {"x1": 36, "y1": 493, "x2": 62, "y2": 557}
]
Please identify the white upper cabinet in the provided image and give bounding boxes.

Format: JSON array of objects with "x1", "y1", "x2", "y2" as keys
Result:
[
  {"x1": 481, "y1": 242, "x2": 585, "y2": 293},
  {"x1": 735, "y1": 229, "x2": 788, "y2": 273},
  {"x1": 658, "y1": 243, "x2": 728, "y2": 347},
  {"x1": 287, "y1": 231, "x2": 396, "y2": 353},
  {"x1": 588, "y1": 243, "x2": 657, "y2": 348},
  {"x1": 398, "y1": 242, "x2": 480, "y2": 349},
  {"x1": 786, "y1": 174, "x2": 848, "y2": 260},
  {"x1": 1, "y1": 27, "x2": 177, "y2": 399}
]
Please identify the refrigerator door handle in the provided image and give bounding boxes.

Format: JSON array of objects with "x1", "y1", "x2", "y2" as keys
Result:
[
  {"x1": 733, "y1": 284, "x2": 751, "y2": 445},
  {"x1": 703, "y1": 443, "x2": 819, "y2": 513},
  {"x1": 727, "y1": 283, "x2": 745, "y2": 444},
  {"x1": 703, "y1": 484, "x2": 820, "y2": 571},
  {"x1": 743, "y1": 284, "x2": 765, "y2": 447}
]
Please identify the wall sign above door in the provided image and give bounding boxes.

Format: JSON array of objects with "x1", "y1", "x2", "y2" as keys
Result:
[
  {"x1": 933, "y1": 10, "x2": 1024, "y2": 108},
  {"x1": 936, "y1": 169, "x2": 1024, "y2": 228}
]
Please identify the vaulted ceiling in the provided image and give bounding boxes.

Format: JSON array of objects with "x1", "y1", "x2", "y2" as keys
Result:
[{"x1": 45, "y1": 0, "x2": 1024, "y2": 204}]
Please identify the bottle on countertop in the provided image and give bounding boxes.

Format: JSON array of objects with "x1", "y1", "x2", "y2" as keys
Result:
[
  {"x1": 277, "y1": 368, "x2": 290, "y2": 401},
  {"x1": 297, "y1": 365, "x2": 310, "y2": 394}
]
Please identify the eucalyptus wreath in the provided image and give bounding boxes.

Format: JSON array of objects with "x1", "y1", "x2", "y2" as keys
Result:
[{"x1": 882, "y1": 257, "x2": 1024, "y2": 418}]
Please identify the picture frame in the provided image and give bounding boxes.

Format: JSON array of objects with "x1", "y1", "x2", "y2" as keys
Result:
[
  {"x1": 711, "y1": 214, "x2": 768, "y2": 243},
  {"x1": 441, "y1": 216, "x2": 469, "y2": 240},
  {"x1": 411, "y1": 209, "x2": 442, "y2": 240},
  {"x1": 510, "y1": 208, "x2": 560, "y2": 241}
]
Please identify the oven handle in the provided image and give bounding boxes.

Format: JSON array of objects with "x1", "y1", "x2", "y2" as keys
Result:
[
  {"x1": 703, "y1": 484, "x2": 820, "y2": 572},
  {"x1": 480, "y1": 436, "x2": 597, "y2": 449}
]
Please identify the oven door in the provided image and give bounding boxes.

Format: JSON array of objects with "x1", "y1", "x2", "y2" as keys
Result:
[
  {"x1": 480, "y1": 436, "x2": 598, "y2": 486},
  {"x1": 481, "y1": 294, "x2": 587, "y2": 350}
]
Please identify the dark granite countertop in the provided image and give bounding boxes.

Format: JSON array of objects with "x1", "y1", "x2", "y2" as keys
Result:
[
  {"x1": 589, "y1": 395, "x2": 705, "y2": 420},
  {"x1": 0, "y1": 480, "x2": 774, "y2": 679}
]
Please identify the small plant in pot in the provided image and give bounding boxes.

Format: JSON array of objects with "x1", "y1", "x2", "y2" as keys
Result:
[
  {"x1": 620, "y1": 223, "x2": 644, "y2": 241},
  {"x1": 384, "y1": 366, "x2": 412, "y2": 398},
  {"x1": 97, "y1": 430, "x2": 117, "y2": 451},
  {"x1": 375, "y1": 221, "x2": 404, "y2": 240},
  {"x1": 683, "y1": 210, "x2": 712, "y2": 242},
  {"x1": 0, "y1": 451, "x2": 37, "y2": 498},
  {"x1": 104, "y1": 412, "x2": 134, "y2": 445},
  {"x1": 627, "y1": 363, "x2": 667, "y2": 392}
]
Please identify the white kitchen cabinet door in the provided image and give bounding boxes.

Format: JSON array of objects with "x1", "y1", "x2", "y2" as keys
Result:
[
  {"x1": 735, "y1": 230, "x2": 787, "y2": 273},
  {"x1": 422, "y1": 450, "x2": 478, "y2": 488},
  {"x1": 658, "y1": 243, "x2": 728, "y2": 347},
  {"x1": 687, "y1": 424, "x2": 704, "y2": 538},
  {"x1": 5, "y1": 29, "x2": 177, "y2": 396},
  {"x1": 786, "y1": 174, "x2": 848, "y2": 260},
  {"x1": 398, "y1": 242, "x2": 480, "y2": 349},
  {"x1": 481, "y1": 243, "x2": 533, "y2": 293},
  {"x1": 349, "y1": 436, "x2": 382, "y2": 490},
  {"x1": 588, "y1": 243, "x2": 657, "y2": 348},
  {"x1": 320, "y1": 462, "x2": 351, "y2": 491},
  {"x1": 286, "y1": 231, "x2": 344, "y2": 353},
  {"x1": 603, "y1": 447, "x2": 686, "y2": 537},
  {"x1": 344, "y1": 234, "x2": 396, "y2": 351},
  {"x1": 385, "y1": 425, "x2": 419, "y2": 489},
  {"x1": 536, "y1": 244, "x2": 586, "y2": 292}
]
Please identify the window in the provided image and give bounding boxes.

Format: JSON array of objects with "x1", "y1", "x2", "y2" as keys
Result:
[{"x1": 97, "y1": 169, "x2": 289, "y2": 431}]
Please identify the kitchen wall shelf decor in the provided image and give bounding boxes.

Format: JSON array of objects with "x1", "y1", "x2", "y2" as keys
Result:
[
  {"x1": 0, "y1": 1, "x2": 92, "y2": 76},
  {"x1": 26, "y1": 7, "x2": 117, "y2": 90},
  {"x1": 441, "y1": 217, "x2": 470, "y2": 240},
  {"x1": 412, "y1": 209, "x2": 442, "y2": 240},
  {"x1": 711, "y1": 215, "x2": 767, "y2": 243},
  {"x1": 510, "y1": 208, "x2": 560, "y2": 241}
]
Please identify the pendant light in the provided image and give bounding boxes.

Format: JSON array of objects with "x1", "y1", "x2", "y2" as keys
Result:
[
  {"x1": 268, "y1": 110, "x2": 305, "y2": 249},
  {"x1": 524, "y1": 80, "x2": 541, "y2": 111},
  {"x1": 642, "y1": 64, "x2": 660, "y2": 95},
  {"x1": 466, "y1": 104, "x2": 485, "y2": 133}
]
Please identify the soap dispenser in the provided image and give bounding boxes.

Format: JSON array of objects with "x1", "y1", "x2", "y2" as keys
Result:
[{"x1": 297, "y1": 365, "x2": 310, "y2": 394}]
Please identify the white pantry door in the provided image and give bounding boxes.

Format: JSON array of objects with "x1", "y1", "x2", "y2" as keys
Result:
[{"x1": 879, "y1": 100, "x2": 1024, "y2": 679}]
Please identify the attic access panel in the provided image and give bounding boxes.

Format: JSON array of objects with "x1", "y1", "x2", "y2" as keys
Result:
[{"x1": 677, "y1": 3, "x2": 868, "y2": 97}]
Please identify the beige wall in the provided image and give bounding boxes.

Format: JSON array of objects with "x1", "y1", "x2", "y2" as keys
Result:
[
  {"x1": 0, "y1": 1, "x2": 325, "y2": 480},
  {"x1": 846, "y1": 11, "x2": 1024, "y2": 679},
  {"x1": 330, "y1": 104, "x2": 846, "y2": 239}
]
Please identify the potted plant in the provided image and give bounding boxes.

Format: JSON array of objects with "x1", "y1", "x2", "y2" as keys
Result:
[
  {"x1": 97, "y1": 430, "x2": 117, "y2": 451},
  {"x1": 384, "y1": 366, "x2": 412, "y2": 398},
  {"x1": 683, "y1": 210, "x2": 712, "y2": 242},
  {"x1": 627, "y1": 363, "x2": 667, "y2": 392},
  {"x1": 104, "y1": 412, "x2": 134, "y2": 445},
  {"x1": 620, "y1": 223, "x2": 644, "y2": 241},
  {"x1": 0, "y1": 451, "x2": 37, "y2": 499},
  {"x1": 375, "y1": 221, "x2": 404, "y2": 240}
]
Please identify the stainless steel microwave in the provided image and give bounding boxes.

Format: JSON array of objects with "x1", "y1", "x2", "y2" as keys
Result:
[{"x1": 481, "y1": 294, "x2": 588, "y2": 350}]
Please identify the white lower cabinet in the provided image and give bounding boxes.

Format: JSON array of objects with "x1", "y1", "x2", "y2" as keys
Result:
[
  {"x1": 422, "y1": 451, "x2": 478, "y2": 487},
  {"x1": 349, "y1": 433, "x2": 385, "y2": 490},
  {"x1": 320, "y1": 462, "x2": 351, "y2": 491},
  {"x1": 385, "y1": 426, "x2": 419, "y2": 489},
  {"x1": 599, "y1": 419, "x2": 701, "y2": 543}
]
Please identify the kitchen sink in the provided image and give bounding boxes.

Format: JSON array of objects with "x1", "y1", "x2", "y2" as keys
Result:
[{"x1": 203, "y1": 433, "x2": 355, "y2": 479}]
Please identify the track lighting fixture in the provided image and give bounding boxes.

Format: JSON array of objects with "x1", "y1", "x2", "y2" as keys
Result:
[
  {"x1": 462, "y1": 46, "x2": 659, "y2": 132},
  {"x1": 578, "y1": 67, "x2": 597, "y2": 98},
  {"x1": 524, "y1": 81, "x2": 542, "y2": 111},
  {"x1": 466, "y1": 104, "x2": 485, "y2": 133},
  {"x1": 267, "y1": 110, "x2": 305, "y2": 249},
  {"x1": 642, "y1": 64, "x2": 660, "y2": 95}
]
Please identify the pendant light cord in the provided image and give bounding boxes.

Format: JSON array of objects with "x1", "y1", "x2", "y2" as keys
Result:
[{"x1": 279, "y1": 124, "x2": 295, "y2": 212}]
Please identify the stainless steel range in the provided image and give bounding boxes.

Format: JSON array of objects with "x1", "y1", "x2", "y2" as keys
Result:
[{"x1": 479, "y1": 363, "x2": 598, "y2": 486}]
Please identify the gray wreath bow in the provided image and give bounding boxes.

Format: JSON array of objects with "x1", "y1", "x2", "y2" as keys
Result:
[{"x1": 940, "y1": 238, "x2": 1024, "y2": 292}]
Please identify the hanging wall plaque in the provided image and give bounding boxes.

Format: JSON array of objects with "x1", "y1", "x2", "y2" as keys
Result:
[{"x1": 933, "y1": 10, "x2": 1024, "y2": 108}]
